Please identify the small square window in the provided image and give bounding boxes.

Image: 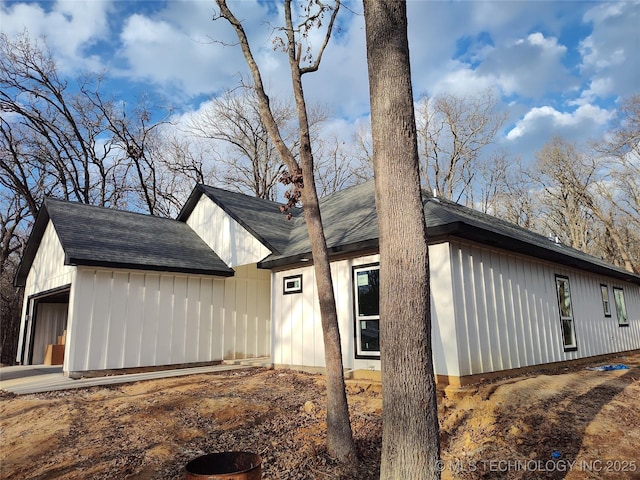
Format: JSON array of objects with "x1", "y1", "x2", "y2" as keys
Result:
[
  {"x1": 613, "y1": 287, "x2": 629, "y2": 327},
  {"x1": 283, "y1": 274, "x2": 302, "y2": 294},
  {"x1": 600, "y1": 285, "x2": 611, "y2": 317}
]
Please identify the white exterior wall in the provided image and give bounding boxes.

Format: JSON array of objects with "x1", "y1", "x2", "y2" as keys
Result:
[
  {"x1": 429, "y1": 243, "x2": 461, "y2": 377},
  {"x1": 271, "y1": 240, "x2": 640, "y2": 379},
  {"x1": 17, "y1": 221, "x2": 76, "y2": 363},
  {"x1": 64, "y1": 263, "x2": 271, "y2": 373},
  {"x1": 19, "y1": 215, "x2": 272, "y2": 373},
  {"x1": 186, "y1": 195, "x2": 271, "y2": 267},
  {"x1": 271, "y1": 254, "x2": 378, "y2": 372},
  {"x1": 221, "y1": 264, "x2": 271, "y2": 360},
  {"x1": 271, "y1": 247, "x2": 459, "y2": 376},
  {"x1": 449, "y1": 240, "x2": 640, "y2": 376},
  {"x1": 66, "y1": 268, "x2": 227, "y2": 372}
]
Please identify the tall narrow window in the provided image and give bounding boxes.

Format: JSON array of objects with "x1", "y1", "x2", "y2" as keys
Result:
[
  {"x1": 353, "y1": 264, "x2": 380, "y2": 357},
  {"x1": 613, "y1": 288, "x2": 629, "y2": 327},
  {"x1": 556, "y1": 276, "x2": 577, "y2": 351},
  {"x1": 601, "y1": 285, "x2": 611, "y2": 317}
]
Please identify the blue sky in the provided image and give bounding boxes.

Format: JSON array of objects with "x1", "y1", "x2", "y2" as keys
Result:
[{"x1": 1, "y1": 0, "x2": 639, "y2": 166}]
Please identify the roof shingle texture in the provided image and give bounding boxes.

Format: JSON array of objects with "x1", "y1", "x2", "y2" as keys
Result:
[
  {"x1": 194, "y1": 185, "x2": 301, "y2": 255},
  {"x1": 45, "y1": 198, "x2": 233, "y2": 276},
  {"x1": 256, "y1": 180, "x2": 639, "y2": 284}
]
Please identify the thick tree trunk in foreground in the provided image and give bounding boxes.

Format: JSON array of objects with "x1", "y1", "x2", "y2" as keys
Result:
[{"x1": 363, "y1": 1, "x2": 441, "y2": 479}]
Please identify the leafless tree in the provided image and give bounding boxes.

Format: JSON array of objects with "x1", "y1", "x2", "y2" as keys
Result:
[
  {"x1": 313, "y1": 134, "x2": 365, "y2": 196},
  {"x1": 0, "y1": 191, "x2": 28, "y2": 365},
  {"x1": 188, "y1": 88, "x2": 296, "y2": 200},
  {"x1": 346, "y1": 125, "x2": 375, "y2": 184},
  {"x1": 150, "y1": 131, "x2": 219, "y2": 217},
  {"x1": 592, "y1": 95, "x2": 640, "y2": 272},
  {"x1": 84, "y1": 89, "x2": 173, "y2": 215},
  {"x1": 416, "y1": 89, "x2": 506, "y2": 204},
  {"x1": 214, "y1": 0, "x2": 357, "y2": 462},
  {"x1": 364, "y1": 1, "x2": 440, "y2": 478},
  {"x1": 0, "y1": 31, "x2": 174, "y2": 363},
  {"x1": 0, "y1": 32, "x2": 172, "y2": 215},
  {"x1": 490, "y1": 156, "x2": 539, "y2": 230},
  {"x1": 530, "y1": 134, "x2": 638, "y2": 273},
  {"x1": 189, "y1": 86, "x2": 352, "y2": 200},
  {"x1": 529, "y1": 137, "x2": 596, "y2": 252},
  {"x1": 470, "y1": 150, "x2": 509, "y2": 214}
]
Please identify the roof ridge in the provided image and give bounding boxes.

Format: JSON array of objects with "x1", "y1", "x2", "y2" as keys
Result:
[
  {"x1": 44, "y1": 197, "x2": 179, "y2": 223},
  {"x1": 198, "y1": 184, "x2": 288, "y2": 207}
]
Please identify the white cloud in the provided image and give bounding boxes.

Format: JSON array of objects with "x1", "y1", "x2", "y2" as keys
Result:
[
  {"x1": 506, "y1": 104, "x2": 613, "y2": 140},
  {"x1": 476, "y1": 32, "x2": 577, "y2": 99},
  {"x1": 2, "y1": 0, "x2": 634, "y2": 170},
  {"x1": 427, "y1": 62, "x2": 497, "y2": 98},
  {"x1": 113, "y1": 0, "x2": 328, "y2": 103},
  {"x1": 0, "y1": 0, "x2": 113, "y2": 72},
  {"x1": 578, "y1": 1, "x2": 640, "y2": 100}
]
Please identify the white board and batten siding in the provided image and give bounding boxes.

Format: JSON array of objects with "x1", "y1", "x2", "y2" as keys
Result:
[
  {"x1": 448, "y1": 239, "x2": 640, "y2": 377},
  {"x1": 272, "y1": 240, "x2": 640, "y2": 379},
  {"x1": 17, "y1": 220, "x2": 76, "y2": 363},
  {"x1": 272, "y1": 255, "x2": 377, "y2": 372},
  {"x1": 20, "y1": 221, "x2": 75, "y2": 297},
  {"x1": 185, "y1": 195, "x2": 270, "y2": 267},
  {"x1": 65, "y1": 264, "x2": 271, "y2": 373},
  {"x1": 221, "y1": 264, "x2": 271, "y2": 361},
  {"x1": 271, "y1": 247, "x2": 457, "y2": 377},
  {"x1": 183, "y1": 194, "x2": 272, "y2": 360},
  {"x1": 19, "y1": 217, "x2": 271, "y2": 372},
  {"x1": 66, "y1": 268, "x2": 226, "y2": 372}
]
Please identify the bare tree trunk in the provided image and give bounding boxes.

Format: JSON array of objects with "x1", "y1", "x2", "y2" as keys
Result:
[
  {"x1": 363, "y1": 1, "x2": 441, "y2": 479},
  {"x1": 215, "y1": 0, "x2": 357, "y2": 462}
]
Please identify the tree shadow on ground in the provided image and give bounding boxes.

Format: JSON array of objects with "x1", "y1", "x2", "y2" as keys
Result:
[
  {"x1": 513, "y1": 370, "x2": 636, "y2": 478},
  {"x1": 441, "y1": 362, "x2": 640, "y2": 480}
]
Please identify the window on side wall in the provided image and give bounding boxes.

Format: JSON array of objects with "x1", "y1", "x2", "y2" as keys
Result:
[
  {"x1": 601, "y1": 284, "x2": 611, "y2": 317},
  {"x1": 555, "y1": 276, "x2": 577, "y2": 351},
  {"x1": 283, "y1": 274, "x2": 302, "y2": 294},
  {"x1": 353, "y1": 264, "x2": 380, "y2": 358},
  {"x1": 613, "y1": 287, "x2": 629, "y2": 327}
]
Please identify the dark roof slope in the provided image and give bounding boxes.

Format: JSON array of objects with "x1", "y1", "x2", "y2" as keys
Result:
[
  {"x1": 423, "y1": 195, "x2": 640, "y2": 284},
  {"x1": 258, "y1": 180, "x2": 640, "y2": 285},
  {"x1": 263, "y1": 181, "x2": 379, "y2": 263},
  {"x1": 177, "y1": 185, "x2": 302, "y2": 255},
  {"x1": 15, "y1": 198, "x2": 233, "y2": 286}
]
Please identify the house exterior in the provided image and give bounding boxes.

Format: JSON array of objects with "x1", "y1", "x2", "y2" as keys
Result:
[
  {"x1": 15, "y1": 198, "x2": 269, "y2": 378},
  {"x1": 15, "y1": 181, "x2": 640, "y2": 384}
]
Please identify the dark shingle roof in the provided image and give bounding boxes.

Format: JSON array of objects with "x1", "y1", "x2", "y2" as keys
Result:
[
  {"x1": 177, "y1": 185, "x2": 302, "y2": 255},
  {"x1": 423, "y1": 195, "x2": 640, "y2": 284},
  {"x1": 17, "y1": 182, "x2": 640, "y2": 287},
  {"x1": 14, "y1": 198, "x2": 233, "y2": 286},
  {"x1": 262, "y1": 181, "x2": 379, "y2": 263},
  {"x1": 257, "y1": 180, "x2": 640, "y2": 285}
]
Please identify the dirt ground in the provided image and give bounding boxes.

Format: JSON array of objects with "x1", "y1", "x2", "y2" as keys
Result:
[{"x1": 1, "y1": 353, "x2": 639, "y2": 480}]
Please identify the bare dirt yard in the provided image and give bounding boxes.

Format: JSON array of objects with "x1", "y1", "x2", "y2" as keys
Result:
[{"x1": 1, "y1": 353, "x2": 639, "y2": 480}]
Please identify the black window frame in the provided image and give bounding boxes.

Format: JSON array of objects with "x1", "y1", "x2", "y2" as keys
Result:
[
  {"x1": 283, "y1": 274, "x2": 303, "y2": 295},
  {"x1": 555, "y1": 275, "x2": 578, "y2": 352},
  {"x1": 612, "y1": 287, "x2": 629, "y2": 327},
  {"x1": 600, "y1": 284, "x2": 611, "y2": 317},
  {"x1": 352, "y1": 262, "x2": 380, "y2": 359}
]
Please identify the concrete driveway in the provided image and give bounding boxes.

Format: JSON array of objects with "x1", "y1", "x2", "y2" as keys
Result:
[{"x1": 0, "y1": 358, "x2": 271, "y2": 395}]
